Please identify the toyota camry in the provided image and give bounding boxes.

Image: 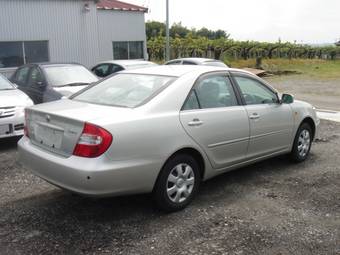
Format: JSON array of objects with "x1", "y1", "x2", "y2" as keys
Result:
[{"x1": 18, "y1": 66, "x2": 319, "y2": 211}]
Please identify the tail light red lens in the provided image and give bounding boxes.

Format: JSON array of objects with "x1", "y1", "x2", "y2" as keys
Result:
[
  {"x1": 24, "y1": 109, "x2": 29, "y2": 137},
  {"x1": 73, "y1": 123, "x2": 112, "y2": 158}
]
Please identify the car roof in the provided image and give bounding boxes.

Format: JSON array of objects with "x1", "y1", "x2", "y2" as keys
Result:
[
  {"x1": 121, "y1": 65, "x2": 254, "y2": 77},
  {"x1": 94, "y1": 60, "x2": 156, "y2": 67},
  {"x1": 168, "y1": 58, "x2": 224, "y2": 64}
]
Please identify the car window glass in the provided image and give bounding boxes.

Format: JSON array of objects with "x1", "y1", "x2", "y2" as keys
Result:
[
  {"x1": 166, "y1": 60, "x2": 181, "y2": 65},
  {"x1": 185, "y1": 75, "x2": 238, "y2": 110},
  {"x1": 28, "y1": 67, "x2": 44, "y2": 87},
  {"x1": 73, "y1": 74, "x2": 175, "y2": 108},
  {"x1": 111, "y1": 64, "x2": 124, "y2": 74},
  {"x1": 182, "y1": 91, "x2": 200, "y2": 110},
  {"x1": 182, "y1": 61, "x2": 196, "y2": 65},
  {"x1": 93, "y1": 64, "x2": 110, "y2": 77},
  {"x1": 14, "y1": 67, "x2": 30, "y2": 86},
  {"x1": 235, "y1": 76, "x2": 278, "y2": 105}
]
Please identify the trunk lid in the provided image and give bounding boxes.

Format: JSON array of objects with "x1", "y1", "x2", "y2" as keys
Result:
[{"x1": 25, "y1": 99, "x2": 131, "y2": 157}]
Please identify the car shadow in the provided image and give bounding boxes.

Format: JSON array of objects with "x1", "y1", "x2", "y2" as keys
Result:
[
  {"x1": 0, "y1": 136, "x2": 21, "y2": 152},
  {"x1": 0, "y1": 153, "x2": 313, "y2": 253}
]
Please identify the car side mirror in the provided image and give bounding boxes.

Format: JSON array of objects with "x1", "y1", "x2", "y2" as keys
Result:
[{"x1": 281, "y1": 93, "x2": 294, "y2": 104}]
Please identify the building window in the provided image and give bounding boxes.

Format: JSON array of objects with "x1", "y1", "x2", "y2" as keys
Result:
[
  {"x1": 113, "y1": 41, "x2": 144, "y2": 60},
  {"x1": 0, "y1": 41, "x2": 49, "y2": 68}
]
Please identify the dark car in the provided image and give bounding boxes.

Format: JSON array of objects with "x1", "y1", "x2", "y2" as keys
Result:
[
  {"x1": 91, "y1": 60, "x2": 157, "y2": 78},
  {"x1": 10, "y1": 63, "x2": 98, "y2": 104}
]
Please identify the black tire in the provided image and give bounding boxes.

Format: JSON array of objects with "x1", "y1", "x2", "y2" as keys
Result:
[
  {"x1": 152, "y1": 154, "x2": 201, "y2": 212},
  {"x1": 290, "y1": 123, "x2": 313, "y2": 162}
]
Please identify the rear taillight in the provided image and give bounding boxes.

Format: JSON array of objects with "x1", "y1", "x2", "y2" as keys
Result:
[
  {"x1": 24, "y1": 109, "x2": 29, "y2": 137},
  {"x1": 73, "y1": 123, "x2": 112, "y2": 158}
]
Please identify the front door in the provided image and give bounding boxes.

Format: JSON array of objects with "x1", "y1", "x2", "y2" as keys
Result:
[
  {"x1": 232, "y1": 73, "x2": 294, "y2": 159},
  {"x1": 180, "y1": 73, "x2": 250, "y2": 169}
]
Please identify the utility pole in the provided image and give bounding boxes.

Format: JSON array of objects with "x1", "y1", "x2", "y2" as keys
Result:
[{"x1": 165, "y1": 0, "x2": 170, "y2": 61}]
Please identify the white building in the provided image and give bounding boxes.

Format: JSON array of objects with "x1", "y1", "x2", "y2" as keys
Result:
[{"x1": 0, "y1": 0, "x2": 148, "y2": 77}]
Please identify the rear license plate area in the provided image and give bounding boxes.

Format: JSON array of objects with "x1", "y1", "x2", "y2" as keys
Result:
[
  {"x1": 0, "y1": 124, "x2": 11, "y2": 135},
  {"x1": 35, "y1": 125, "x2": 63, "y2": 149}
]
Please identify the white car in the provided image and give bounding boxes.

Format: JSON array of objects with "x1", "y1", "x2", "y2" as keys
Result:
[
  {"x1": 0, "y1": 74, "x2": 33, "y2": 138},
  {"x1": 91, "y1": 60, "x2": 157, "y2": 78}
]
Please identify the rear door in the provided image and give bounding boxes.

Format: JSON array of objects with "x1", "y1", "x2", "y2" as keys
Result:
[
  {"x1": 26, "y1": 66, "x2": 47, "y2": 104},
  {"x1": 231, "y1": 72, "x2": 294, "y2": 159},
  {"x1": 180, "y1": 72, "x2": 250, "y2": 169}
]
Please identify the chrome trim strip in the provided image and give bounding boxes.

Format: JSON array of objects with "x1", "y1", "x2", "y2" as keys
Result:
[
  {"x1": 250, "y1": 130, "x2": 289, "y2": 140},
  {"x1": 208, "y1": 137, "x2": 249, "y2": 148}
]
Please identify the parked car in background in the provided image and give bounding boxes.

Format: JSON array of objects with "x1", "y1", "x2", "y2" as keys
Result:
[
  {"x1": 165, "y1": 58, "x2": 228, "y2": 67},
  {"x1": 19, "y1": 65, "x2": 319, "y2": 212},
  {"x1": 91, "y1": 60, "x2": 157, "y2": 78},
  {"x1": 0, "y1": 74, "x2": 33, "y2": 138},
  {"x1": 10, "y1": 63, "x2": 98, "y2": 104}
]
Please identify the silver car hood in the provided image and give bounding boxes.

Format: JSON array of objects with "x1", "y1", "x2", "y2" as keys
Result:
[{"x1": 0, "y1": 89, "x2": 32, "y2": 107}]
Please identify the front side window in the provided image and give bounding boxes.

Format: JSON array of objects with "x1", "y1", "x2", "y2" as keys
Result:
[
  {"x1": 14, "y1": 66, "x2": 30, "y2": 86},
  {"x1": 234, "y1": 76, "x2": 278, "y2": 105},
  {"x1": 113, "y1": 41, "x2": 144, "y2": 60},
  {"x1": 43, "y1": 65, "x2": 98, "y2": 87},
  {"x1": 93, "y1": 64, "x2": 111, "y2": 77},
  {"x1": 73, "y1": 74, "x2": 175, "y2": 108},
  {"x1": 165, "y1": 60, "x2": 182, "y2": 65},
  {"x1": 0, "y1": 41, "x2": 48, "y2": 68},
  {"x1": 182, "y1": 61, "x2": 196, "y2": 65}
]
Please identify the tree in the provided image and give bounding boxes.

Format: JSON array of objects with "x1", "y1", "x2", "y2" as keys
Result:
[
  {"x1": 146, "y1": 21, "x2": 165, "y2": 40},
  {"x1": 170, "y1": 22, "x2": 190, "y2": 38}
]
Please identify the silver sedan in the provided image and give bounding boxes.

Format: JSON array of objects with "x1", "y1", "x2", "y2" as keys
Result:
[{"x1": 18, "y1": 66, "x2": 319, "y2": 211}]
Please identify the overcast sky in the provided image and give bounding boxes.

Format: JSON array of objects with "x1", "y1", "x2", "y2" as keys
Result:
[{"x1": 127, "y1": 0, "x2": 340, "y2": 44}]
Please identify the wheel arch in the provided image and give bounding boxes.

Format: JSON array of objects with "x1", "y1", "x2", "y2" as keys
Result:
[
  {"x1": 300, "y1": 116, "x2": 316, "y2": 139},
  {"x1": 153, "y1": 147, "x2": 206, "y2": 191}
]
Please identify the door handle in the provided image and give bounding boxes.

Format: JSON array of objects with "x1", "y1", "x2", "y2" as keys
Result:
[
  {"x1": 249, "y1": 113, "x2": 260, "y2": 120},
  {"x1": 188, "y1": 118, "x2": 203, "y2": 127}
]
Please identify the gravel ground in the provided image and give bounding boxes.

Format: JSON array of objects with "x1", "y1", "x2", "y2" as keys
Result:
[
  {"x1": 0, "y1": 120, "x2": 339, "y2": 255},
  {"x1": 265, "y1": 75, "x2": 340, "y2": 111}
]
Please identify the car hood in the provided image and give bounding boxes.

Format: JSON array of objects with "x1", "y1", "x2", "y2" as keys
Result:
[
  {"x1": 0, "y1": 89, "x2": 33, "y2": 107},
  {"x1": 53, "y1": 85, "x2": 88, "y2": 97}
]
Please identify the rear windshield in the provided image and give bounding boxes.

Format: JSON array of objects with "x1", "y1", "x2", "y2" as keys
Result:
[
  {"x1": 0, "y1": 75, "x2": 14, "y2": 90},
  {"x1": 44, "y1": 65, "x2": 98, "y2": 87},
  {"x1": 73, "y1": 74, "x2": 175, "y2": 108}
]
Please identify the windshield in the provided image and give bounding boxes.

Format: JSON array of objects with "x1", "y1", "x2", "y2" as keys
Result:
[
  {"x1": 73, "y1": 74, "x2": 175, "y2": 108},
  {"x1": 0, "y1": 75, "x2": 14, "y2": 90},
  {"x1": 44, "y1": 65, "x2": 98, "y2": 87}
]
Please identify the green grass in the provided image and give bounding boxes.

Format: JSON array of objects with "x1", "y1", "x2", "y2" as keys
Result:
[{"x1": 228, "y1": 59, "x2": 340, "y2": 79}]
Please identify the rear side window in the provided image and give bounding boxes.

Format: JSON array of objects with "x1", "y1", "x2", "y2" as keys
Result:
[
  {"x1": 183, "y1": 75, "x2": 238, "y2": 110},
  {"x1": 14, "y1": 66, "x2": 30, "y2": 86},
  {"x1": 73, "y1": 74, "x2": 175, "y2": 108},
  {"x1": 182, "y1": 61, "x2": 196, "y2": 65}
]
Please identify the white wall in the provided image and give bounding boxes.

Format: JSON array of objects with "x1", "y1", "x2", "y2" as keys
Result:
[
  {"x1": 0, "y1": 0, "x2": 147, "y2": 68},
  {"x1": 0, "y1": 0, "x2": 100, "y2": 67},
  {"x1": 96, "y1": 10, "x2": 147, "y2": 61}
]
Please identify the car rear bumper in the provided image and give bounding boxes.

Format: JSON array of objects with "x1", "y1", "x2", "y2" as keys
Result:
[{"x1": 18, "y1": 136, "x2": 163, "y2": 196}]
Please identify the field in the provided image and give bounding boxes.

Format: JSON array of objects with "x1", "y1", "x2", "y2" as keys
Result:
[{"x1": 229, "y1": 59, "x2": 340, "y2": 79}]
